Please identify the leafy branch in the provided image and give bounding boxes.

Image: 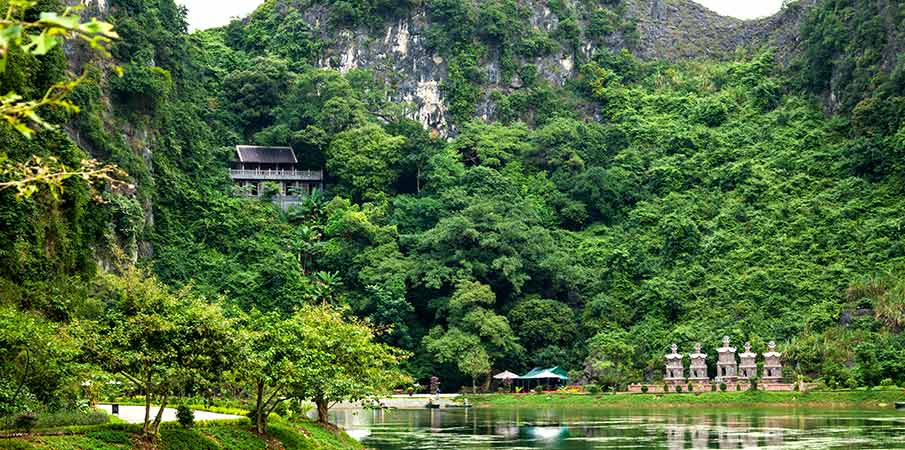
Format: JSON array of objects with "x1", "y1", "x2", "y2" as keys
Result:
[
  {"x1": 0, "y1": 0, "x2": 126, "y2": 199},
  {"x1": 0, "y1": 155, "x2": 131, "y2": 200},
  {"x1": 0, "y1": 75, "x2": 82, "y2": 137},
  {"x1": 0, "y1": 1, "x2": 119, "y2": 70}
]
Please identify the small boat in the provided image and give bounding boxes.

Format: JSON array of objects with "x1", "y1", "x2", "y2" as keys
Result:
[{"x1": 895, "y1": 402, "x2": 905, "y2": 410}]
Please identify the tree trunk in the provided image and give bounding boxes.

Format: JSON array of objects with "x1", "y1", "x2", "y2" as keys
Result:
[
  {"x1": 315, "y1": 396, "x2": 329, "y2": 424},
  {"x1": 254, "y1": 380, "x2": 265, "y2": 434},
  {"x1": 472, "y1": 376, "x2": 477, "y2": 394},
  {"x1": 416, "y1": 165, "x2": 421, "y2": 194},
  {"x1": 11, "y1": 349, "x2": 30, "y2": 409},
  {"x1": 142, "y1": 373, "x2": 152, "y2": 435},
  {"x1": 151, "y1": 393, "x2": 168, "y2": 434}
]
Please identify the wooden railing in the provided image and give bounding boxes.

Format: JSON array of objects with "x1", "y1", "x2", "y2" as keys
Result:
[{"x1": 228, "y1": 169, "x2": 323, "y2": 181}]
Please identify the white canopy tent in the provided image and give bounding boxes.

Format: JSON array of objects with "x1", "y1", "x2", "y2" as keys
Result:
[{"x1": 493, "y1": 371, "x2": 519, "y2": 380}]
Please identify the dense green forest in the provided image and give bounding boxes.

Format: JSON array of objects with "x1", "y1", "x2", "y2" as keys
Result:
[{"x1": 2, "y1": 0, "x2": 905, "y2": 419}]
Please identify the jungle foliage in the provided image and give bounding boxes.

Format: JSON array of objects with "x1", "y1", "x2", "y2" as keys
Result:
[{"x1": 1, "y1": 0, "x2": 905, "y2": 414}]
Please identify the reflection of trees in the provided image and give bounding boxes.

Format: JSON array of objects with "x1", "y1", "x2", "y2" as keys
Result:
[
  {"x1": 666, "y1": 423, "x2": 684, "y2": 450},
  {"x1": 430, "y1": 408, "x2": 441, "y2": 430},
  {"x1": 690, "y1": 425, "x2": 708, "y2": 449},
  {"x1": 765, "y1": 417, "x2": 786, "y2": 446},
  {"x1": 716, "y1": 413, "x2": 745, "y2": 449},
  {"x1": 324, "y1": 407, "x2": 812, "y2": 449},
  {"x1": 653, "y1": 412, "x2": 793, "y2": 449},
  {"x1": 524, "y1": 426, "x2": 570, "y2": 441},
  {"x1": 494, "y1": 425, "x2": 519, "y2": 439}
]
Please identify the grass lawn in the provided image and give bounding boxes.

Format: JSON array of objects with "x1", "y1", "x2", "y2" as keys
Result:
[
  {"x1": 0, "y1": 418, "x2": 362, "y2": 450},
  {"x1": 465, "y1": 388, "x2": 905, "y2": 409}
]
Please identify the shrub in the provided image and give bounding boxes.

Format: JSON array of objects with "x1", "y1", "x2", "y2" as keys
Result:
[
  {"x1": 176, "y1": 405, "x2": 194, "y2": 428},
  {"x1": 662, "y1": 384, "x2": 669, "y2": 393},
  {"x1": 110, "y1": 64, "x2": 173, "y2": 114},
  {"x1": 0, "y1": 440, "x2": 34, "y2": 450},
  {"x1": 844, "y1": 377, "x2": 858, "y2": 389},
  {"x1": 735, "y1": 383, "x2": 741, "y2": 391},
  {"x1": 793, "y1": 382, "x2": 800, "y2": 392},
  {"x1": 160, "y1": 428, "x2": 218, "y2": 450},
  {"x1": 588, "y1": 8, "x2": 620, "y2": 38},
  {"x1": 584, "y1": 384, "x2": 601, "y2": 394},
  {"x1": 687, "y1": 383, "x2": 693, "y2": 392},
  {"x1": 14, "y1": 412, "x2": 37, "y2": 433},
  {"x1": 86, "y1": 430, "x2": 132, "y2": 445},
  {"x1": 692, "y1": 96, "x2": 729, "y2": 127},
  {"x1": 271, "y1": 399, "x2": 290, "y2": 418},
  {"x1": 675, "y1": 385, "x2": 683, "y2": 393},
  {"x1": 0, "y1": 409, "x2": 109, "y2": 431},
  {"x1": 879, "y1": 378, "x2": 896, "y2": 388},
  {"x1": 711, "y1": 383, "x2": 717, "y2": 392},
  {"x1": 533, "y1": 385, "x2": 544, "y2": 394},
  {"x1": 641, "y1": 385, "x2": 649, "y2": 393},
  {"x1": 204, "y1": 426, "x2": 267, "y2": 450},
  {"x1": 268, "y1": 422, "x2": 318, "y2": 450},
  {"x1": 719, "y1": 383, "x2": 727, "y2": 392}
]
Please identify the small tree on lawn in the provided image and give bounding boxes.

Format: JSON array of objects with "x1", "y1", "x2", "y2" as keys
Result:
[
  {"x1": 459, "y1": 347, "x2": 491, "y2": 393},
  {"x1": 85, "y1": 269, "x2": 240, "y2": 437},
  {"x1": 236, "y1": 310, "x2": 310, "y2": 434},
  {"x1": 293, "y1": 303, "x2": 409, "y2": 424}
]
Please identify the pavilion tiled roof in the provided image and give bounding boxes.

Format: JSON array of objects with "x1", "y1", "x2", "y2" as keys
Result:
[{"x1": 235, "y1": 145, "x2": 297, "y2": 164}]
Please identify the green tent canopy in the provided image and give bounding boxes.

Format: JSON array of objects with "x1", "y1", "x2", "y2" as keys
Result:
[
  {"x1": 516, "y1": 366, "x2": 569, "y2": 390},
  {"x1": 518, "y1": 366, "x2": 569, "y2": 380}
]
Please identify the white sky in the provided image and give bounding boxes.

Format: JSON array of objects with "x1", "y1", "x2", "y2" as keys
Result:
[
  {"x1": 176, "y1": 0, "x2": 785, "y2": 31},
  {"x1": 694, "y1": 0, "x2": 785, "y2": 20}
]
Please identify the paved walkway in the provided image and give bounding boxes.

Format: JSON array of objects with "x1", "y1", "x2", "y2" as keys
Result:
[{"x1": 96, "y1": 404, "x2": 243, "y2": 424}]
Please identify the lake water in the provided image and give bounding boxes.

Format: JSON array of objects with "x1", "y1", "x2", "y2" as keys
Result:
[{"x1": 330, "y1": 407, "x2": 905, "y2": 449}]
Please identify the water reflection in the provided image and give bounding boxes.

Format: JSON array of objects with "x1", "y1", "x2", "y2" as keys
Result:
[
  {"x1": 527, "y1": 426, "x2": 570, "y2": 441},
  {"x1": 330, "y1": 406, "x2": 905, "y2": 449}
]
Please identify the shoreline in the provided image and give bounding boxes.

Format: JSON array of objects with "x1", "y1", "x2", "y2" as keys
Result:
[{"x1": 463, "y1": 389, "x2": 905, "y2": 410}]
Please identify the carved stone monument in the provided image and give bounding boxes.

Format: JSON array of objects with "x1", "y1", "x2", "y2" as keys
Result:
[
  {"x1": 762, "y1": 341, "x2": 782, "y2": 382},
  {"x1": 664, "y1": 343, "x2": 684, "y2": 384},
  {"x1": 738, "y1": 342, "x2": 758, "y2": 380},
  {"x1": 688, "y1": 343, "x2": 708, "y2": 382},
  {"x1": 716, "y1": 336, "x2": 738, "y2": 382},
  {"x1": 430, "y1": 376, "x2": 440, "y2": 397}
]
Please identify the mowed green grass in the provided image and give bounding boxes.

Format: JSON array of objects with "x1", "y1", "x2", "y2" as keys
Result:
[
  {"x1": 0, "y1": 419, "x2": 362, "y2": 450},
  {"x1": 466, "y1": 388, "x2": 905, "y2": 409}
]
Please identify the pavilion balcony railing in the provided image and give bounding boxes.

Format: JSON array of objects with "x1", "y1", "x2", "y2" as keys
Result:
[{"x1": 229, "y1": 169, "x2": 323, "y2": 181}]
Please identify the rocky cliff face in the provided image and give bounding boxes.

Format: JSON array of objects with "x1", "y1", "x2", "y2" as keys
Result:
[
  {"x1": 281, "y1": 0, "x2": 819, "y2": 134},
  {"x1": 304, "y1": 5, "x2": 453, "y2": 133},
  {"x1": 630, "y1": 0, "x2": 817, "y2": 62}
]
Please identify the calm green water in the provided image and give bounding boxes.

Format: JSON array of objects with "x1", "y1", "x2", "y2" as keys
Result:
[{"x1": 330, "y1": 407, "x2": 905, "y2": 449}]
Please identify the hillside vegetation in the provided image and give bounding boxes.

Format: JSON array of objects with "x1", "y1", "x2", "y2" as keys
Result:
[
  {"x1": 0, "y1": 0, "x2": 904, "y2": 417},
  {"x1": 0, "y1": 419, "x2": 364, "y2": 450}
]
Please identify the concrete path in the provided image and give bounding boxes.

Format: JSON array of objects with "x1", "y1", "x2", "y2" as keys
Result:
[{"x1": 96, "y1": 404, "x2": 243, "y2": 424}]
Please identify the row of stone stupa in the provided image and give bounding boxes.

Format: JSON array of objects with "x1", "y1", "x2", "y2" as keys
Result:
[{"x1": 664, "y1": 336, "x2": 783, "y2": 383}]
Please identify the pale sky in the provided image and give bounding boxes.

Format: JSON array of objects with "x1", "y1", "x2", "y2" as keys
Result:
[
  {"x1": 694, "y1": 0, "x2": 784, "y2": 20},
  {"x1": 177, "y1": 0, "x2": 785, "y2": 31}
]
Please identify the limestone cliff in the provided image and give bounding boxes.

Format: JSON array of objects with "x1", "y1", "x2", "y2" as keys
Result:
[{"x1": 250, "y1": 0, "x2": 818, "y2": 134}]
